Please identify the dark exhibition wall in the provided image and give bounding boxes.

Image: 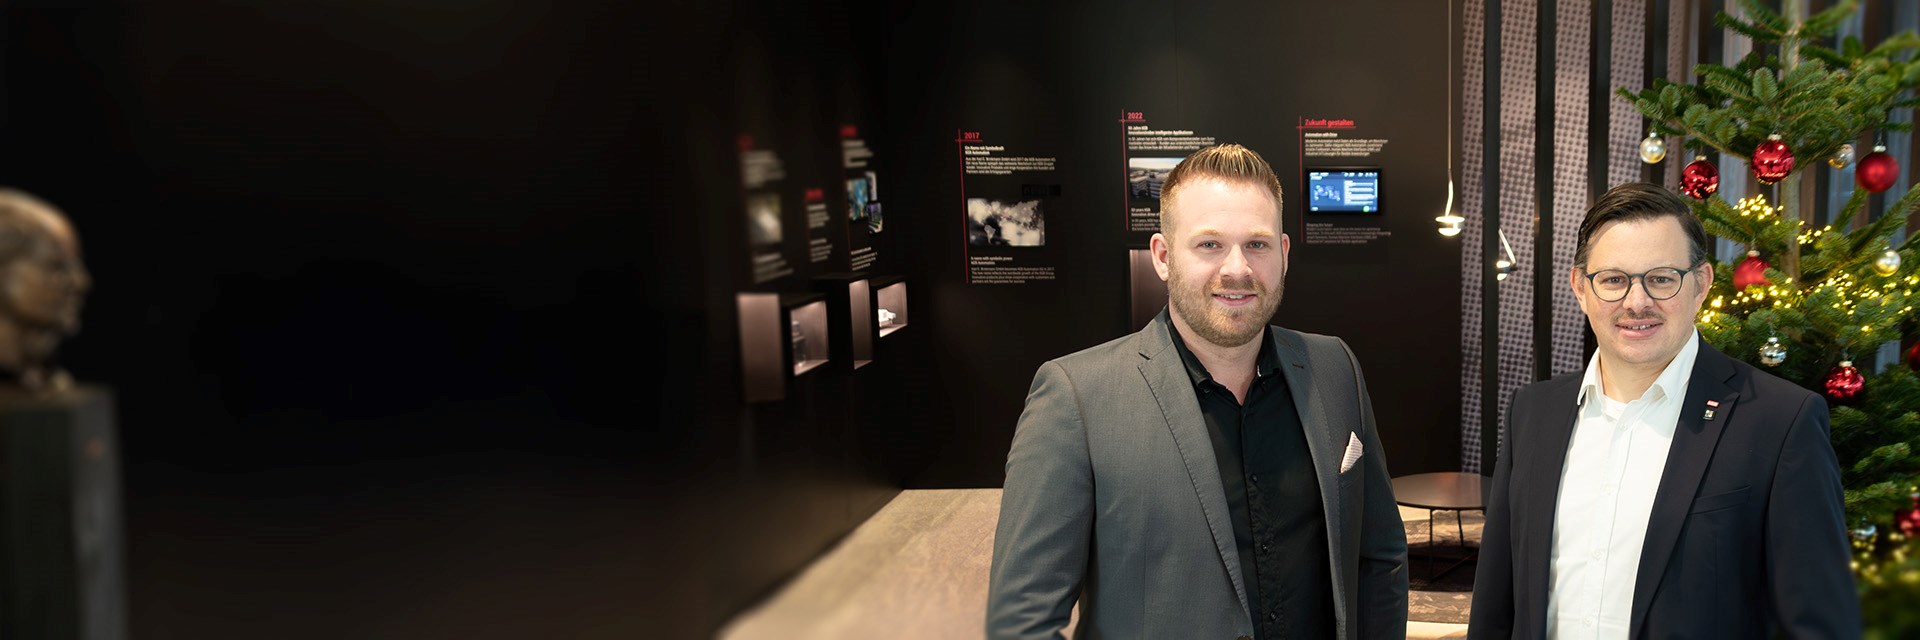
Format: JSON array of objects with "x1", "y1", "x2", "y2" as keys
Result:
[
  {"x1": 6, "y1": 1, "x2": 704, "y2": 638},
  {"x1": 682, "y1": 0, "x2": 1465, "y2": 634},
  {"x1": 6, "y1": 0, "x2": 1464, "y2": 638},
  {"x1": 889, "y1": 0, "x2": 1467, "y2": 483}
]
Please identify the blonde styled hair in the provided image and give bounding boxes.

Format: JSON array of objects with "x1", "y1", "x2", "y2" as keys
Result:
[{"x1": 1158, "y1": 143, "x2": 1285, "y2": 235}]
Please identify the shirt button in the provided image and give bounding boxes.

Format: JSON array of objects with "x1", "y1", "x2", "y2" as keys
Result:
[
  {"x1": 1585, "y1": 617, "x2": 1596, "y2": 627},
  {"x1": 1267, "y1": 613, "x2": 1277, "y2": 622},
  {"x1": 1250, "y1": 475, "x2": 1259, "y2": 484},
  {"x1": 1260, "y1": 543, "x2": 1271, "y2": 553},
  {"x1": 1601, "y1": 483, "x2": 1617, "y2": 495},
  {"x1": 1590, "y1": 550, "x2": 1603, "y2": 561}
]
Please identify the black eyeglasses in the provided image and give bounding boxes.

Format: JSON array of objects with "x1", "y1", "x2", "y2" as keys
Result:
[{"x1": 1581, "y1": 263, "x2": 1703, "y2": 302}]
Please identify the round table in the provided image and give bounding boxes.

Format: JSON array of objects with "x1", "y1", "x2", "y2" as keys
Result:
[
  {"x1": 1391, "y1": 472, "x2": 1485, "y2": 579},
  {"x1": 1393, "y1": 472, "x2": 1484, "y2": 510}
]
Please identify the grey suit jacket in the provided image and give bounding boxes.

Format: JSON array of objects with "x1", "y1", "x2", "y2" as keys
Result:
[{"x1": 987, "y1": 312, "x2": 1408, "y2": 640}]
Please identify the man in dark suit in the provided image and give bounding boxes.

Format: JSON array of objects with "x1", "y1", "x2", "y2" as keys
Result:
[
  {"x1": 1468, "y1": 183, "x2": 1860, "y2": 639},
  {"x1": 987, "y1": 144, "x2": 1408, "y2": 639}
]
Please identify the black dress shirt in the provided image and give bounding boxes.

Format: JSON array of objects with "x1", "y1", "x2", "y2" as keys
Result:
[{"x1": 1170, "y1": 326, "x2": 1333, "y2": 640}]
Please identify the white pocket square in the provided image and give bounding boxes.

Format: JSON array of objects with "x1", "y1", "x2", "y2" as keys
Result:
[{"x1": 1339, "y1": 432, "x2": 1363, "y2": 473}]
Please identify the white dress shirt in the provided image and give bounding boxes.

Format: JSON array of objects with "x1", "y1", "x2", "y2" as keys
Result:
[{"x1": 1543, "y1": 332, "x2": 1700, "y2": 640}]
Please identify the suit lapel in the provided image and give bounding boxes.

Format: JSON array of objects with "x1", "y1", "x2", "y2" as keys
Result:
[
  {"x1": 1135, "y1": 316, "x2": 1251, "y2": 622},
  {"x1": 1520, "y1": 377, "x2": 1581, "y2": 637},
  {"x1": 1628, "y1": 339, "x2": 1739, "y2": 635},
  {"x1": 1271, "y1": 329, "x2": 1349, "y2": 621}
]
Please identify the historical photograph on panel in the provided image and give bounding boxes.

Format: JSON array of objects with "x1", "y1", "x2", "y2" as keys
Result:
[
  {"x1": 966, "y1": 198, "x2": 1046, "y2": 247},
  {"x1": 846, "y1": 176, "x2": 871, "y2": 222},
  {"x1": 865, "y1": 202, "x2": 883, "y2": 234},
  {"x1": 745, "y1": 193, "x2": 783, "y2": 247},
  {"x1": 1127, "y1": 157, "x2": 1180, "y2": 202}
]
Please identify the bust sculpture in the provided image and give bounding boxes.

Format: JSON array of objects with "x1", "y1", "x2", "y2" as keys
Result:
[{"x1": 0, "y1": 189, "x2": 90, "y2": 392}]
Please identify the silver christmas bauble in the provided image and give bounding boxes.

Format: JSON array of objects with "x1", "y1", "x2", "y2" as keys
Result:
[
  {"x1": 1830, "y1": 143, "x2": 1855, "y2": 169},
  {"x1": 1875, "y1": 248, "x2": 1902, "y2": 276},
  {"x1": 1640, "y1": 133, "x2": 1667, "y2": 164},
  {"x1": 1759, "y1": 337, "x2": 1787, "y2": 366}
]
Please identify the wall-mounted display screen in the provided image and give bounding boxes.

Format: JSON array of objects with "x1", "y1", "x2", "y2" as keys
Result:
[{"x1": 1305, "y1": 168, "x2": 1382, "y2": 213}]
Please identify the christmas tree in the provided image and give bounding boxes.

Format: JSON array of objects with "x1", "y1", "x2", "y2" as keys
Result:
[{"x1": 1620, "y1": 0, "x2": 1920, "y2": 634}]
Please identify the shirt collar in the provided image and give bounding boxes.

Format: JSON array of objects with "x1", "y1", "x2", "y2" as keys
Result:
[
  {"x1": 1577, "y1": 329, "x2": 1701, "y2": 407},
  {"x1": 1166, "y1": 317, "x2": 1281, "y2": 390}
]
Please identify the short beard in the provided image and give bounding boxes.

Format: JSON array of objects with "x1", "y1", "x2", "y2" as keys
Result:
[{"x1": 1167, "y1": 258, "x2": 1282, "y2": 348}]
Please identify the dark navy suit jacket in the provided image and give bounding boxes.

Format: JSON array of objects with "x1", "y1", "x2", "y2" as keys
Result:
[{"x1": 1469, "y1": 338, "x2": 1860, "y2": 639}]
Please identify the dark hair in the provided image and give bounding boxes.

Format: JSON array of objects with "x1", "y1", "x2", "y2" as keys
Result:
[{"x1": 1574, "y1": 182, "x2": 1709, "y2": 268}]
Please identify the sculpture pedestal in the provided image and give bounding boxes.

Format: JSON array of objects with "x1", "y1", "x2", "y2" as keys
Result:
[{"x1": 0, "y1": 386, "x2": 123, "y2": 640}]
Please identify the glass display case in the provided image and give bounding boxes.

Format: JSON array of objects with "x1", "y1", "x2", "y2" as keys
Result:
[
  {"x1": 786, "y1": 296, "x2": 830, "y2": 376},
  {"x1": 873, "y1": 276, "x2": 909, "y2": 337},
  {"x1": 735, "y1": 291, "x2": 833, "y2": 403}
]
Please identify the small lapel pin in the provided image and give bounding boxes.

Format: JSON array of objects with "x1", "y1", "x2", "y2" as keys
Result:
[{"x1": 1704, "y1": 399, "x2": 1720, "y2": 421}]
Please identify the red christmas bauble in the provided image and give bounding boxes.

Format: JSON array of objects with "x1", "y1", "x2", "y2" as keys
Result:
[
  {"x1": 1751, "y1": 136, "x2": 1795, "y2": 184},
  {"x1": 1857, "y1": 146, "x2": 1899, "y2": 193},
  {"x1": 1900, "y1": 498, "x2": 1920, "y2": 537},
  {"x1": 1733, "y1": 251, "x2": 1771, "y2": 290},
  {"x1": 1906, "y1": 340, "x2": 1920, "y2": 370},
  {"x1": 1680, "y1": 157, "x2": 1719, "y2": 199},
  {"x1": 1825, "y1": 361, "x2": 1865, "y2": 406}
]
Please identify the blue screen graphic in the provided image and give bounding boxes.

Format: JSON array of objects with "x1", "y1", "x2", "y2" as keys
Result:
[{"x1": 1306, "y1": 170, "x2": 1381, "y2": 213}]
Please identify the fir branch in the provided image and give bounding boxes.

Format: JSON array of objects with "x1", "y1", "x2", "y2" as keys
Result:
[
  {"x1": 1802, "y1": 0, "x2": 1861, "y2": 38},
  {"x1": 1801, "y1": 45, "x2": 1849, "y2": 68},
  {"x1": 1717, "y1": 11, "x2": 1782, "y2": 43},
  {"x1": 1886, "y1": 183, "x2": 1920, "y2": 228},
  {"x1": 1739, "y1": 0, "x2": 1792, "y2": 37},
  {"x1": 1835, "y1": 188, "x2": 1872, "y2": 228},
  {"x1": 1867, "y1": 32, "x2": 1920, "y2": 60},
  {"x1": 1843, "y1": 35, "x2": 1866, "y2": 59},
  {"x1": 1753, "y1": 68, "x2": 1783, "y2": 107}
]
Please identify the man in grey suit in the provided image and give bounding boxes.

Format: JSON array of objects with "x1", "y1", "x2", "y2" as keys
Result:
[{"x1": 987, "y1": 144, "x2": 1408, "y2": 640}]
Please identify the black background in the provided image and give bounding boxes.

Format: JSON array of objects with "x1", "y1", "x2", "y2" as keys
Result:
[{"x1": 5, "y1": 0, "x2": 1460, "y2": 637}]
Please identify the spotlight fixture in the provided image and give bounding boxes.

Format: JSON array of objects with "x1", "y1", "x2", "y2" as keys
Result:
[
  {"x1": 1436, "y1": 179, "x2": 1464, "y2": 237},
  {"x1": 1494, "y1": 229, "x2": 1518, "y2": 281},
  {"x1": 1436, "y1": 2, "x2": 1461, "y2": 239}
]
